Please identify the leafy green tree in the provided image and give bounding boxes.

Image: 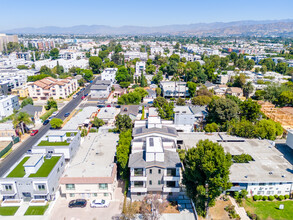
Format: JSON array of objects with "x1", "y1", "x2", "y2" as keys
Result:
[
  {"x1": 45, "y1": 98, "x2": 58, "y2": 110},
  {"x1": 39, "y1": 66, "x2": 56, "y2": 78},
  {"x1": 98, "y1": 50, "x2": 109, "y2": 60},
  {"x1": 279, "y1": 90, "x2": 293, "y2": 107},
  {"x1": 183, "y1": 140, "x2": 232, "y2": 217},
  {"x1": 152, "y1": 71, "x2": 163, "y2": 85},
  {"x1": 134, "y1": 87, "x2": 148, "y2": 98},
  {"x1": 197, "y1": 87, "x2": 213, "y2": 97},
  {"x1": 153, "y1": 96, "x2": 168, "y2": 107},
  {"x1": 233, "y1": 73, "x2": 246, "y2": 88},
  {"x1": 21, "y1": 97, "x2": 33, "y2": 108},
  {"x1": 191, "y1": 95, "x2": 212, "y2": 106},
  {"x1": 220, "y1": 57, "x2": 229, "y2": 70},
  {"x1": 243, "y1": 82, "x2": 254, "y2": 98},
  {"x1": 260, "y1": 65, "x2": 267, "y2": 74},
  {"x1": 13, "y1": 112, "x2": 33, "y2": 134},
  {"x1": 255, "y1": 119, "x2": 283, "y2": 140},
  {"x1": 146, "y1": 64, "x2": 156, "y2": 74},
  {"x1": 89, "y1": 56, "x2": 102, "y2": 74},
  {"x1": 116, "y1": 66, "x2": 131, "y2": 83},
  {"x1": 27, "y1": 74, "x2": 50, "y2": 82},
  {"x1": 119, "y1": 82, "x2": 130, "y2": 88},
  {"x1": 176, "y1": 98, "x2": 186, "y2": 106},
  {"x1": 49, "y1": 48, "x2": 59, "y2": 60},
  {"x1": 246, "y1": 59, "x2": 255, "y2": 70},
  {"x1": 227, "y1": 119, "x2": 256, "y2": 138},
  {"x1": 207, "y1": 98, "x2": 239, "y2": 124},
  {"x1": 154, "y1": 97, "x2": 174, "y2": 120},
  {"x1": 253, "y1": 90, "x2": 266, "y2": 100},
  {"x1": 82, "y1": 69, "x2": 93, "y2": 81},
  {"x1": 50, "y1": 118, "x2": 63, "y2": 129},
  {"x1": 276, "y1": 62, "x2": 288, "y2": 74},
  {"x1": 204, "y1": 123, "x2": 219, "y2": 132},
  {"x1": 259, "y1": 58, "x2": 275, "y2": 71},
  {"x1": 92, "y1": 117, "x2": 105, "y2": 128},
  {"x1": 156, "y1": 87, "x2": 161, "y2": 97},
  {"x1": 240, "y1": 99, "x2": 261, "y2": 122},
  {"x1": 236, "y1": 58, "x2": 246, "y2": 70},
  {"x1": 115, "y1": 114, "x2": 132, "y2": 132},
  {"x1": 187, "y1": 82, "x2": 197, "y2": 97},
  {"x1": 140, "y1": 71, "x2": 147, "y2": 87}
]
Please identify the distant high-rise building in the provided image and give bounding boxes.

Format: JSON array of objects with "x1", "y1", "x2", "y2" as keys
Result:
[{"x1": 0, "y1": 34, "x2": 18, "y2": 52}]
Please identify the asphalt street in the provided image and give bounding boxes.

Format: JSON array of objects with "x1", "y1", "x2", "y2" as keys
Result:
[{"x1": 0, "y1": 77, "x2": 97, "y2": 177}]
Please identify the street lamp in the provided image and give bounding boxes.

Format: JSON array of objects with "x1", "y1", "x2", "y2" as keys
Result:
[{"x1": 205, "y1": 182, "x2": 209, "y2": 219}]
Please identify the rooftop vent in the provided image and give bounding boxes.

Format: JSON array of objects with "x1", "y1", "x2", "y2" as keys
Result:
[
  {"x1": 244, "y1": 175, "x2": 248, "y2": 178},
  {"x1": 282, "y1": 174, "x2": 286, "y2": 178},
  {"x1": 269, "y1": 171, "x2": 273, "y2": 175}
]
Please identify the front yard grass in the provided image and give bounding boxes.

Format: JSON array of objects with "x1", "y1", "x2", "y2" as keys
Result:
[
  {"x1": 0, "y1": 206, "x2": 19, "y2": 216},
  {"x1": 24, "y1": 205, "x2": 49, "y2": 215},
  {"x1": 243, "y1": 198, "x2": 293, "y2": 220}
]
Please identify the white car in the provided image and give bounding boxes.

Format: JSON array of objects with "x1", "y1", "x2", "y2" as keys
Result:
[
  {"x1": 52, "y1": 111, "x2": 59, "y2": 116},
  {"x1": 73, "y1": 95, "x2": 77, "y2": 99},
  {"x1": 90, "y1": 199, "x2": 110, "y2": 208}
]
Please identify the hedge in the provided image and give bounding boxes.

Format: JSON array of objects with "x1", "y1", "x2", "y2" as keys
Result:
[
  {"x1": 0, "y1": 142, "x2": 13, "y2": 158},
  {"x1": 40, "y1": 108, "x2": 57, "y2": 121}
]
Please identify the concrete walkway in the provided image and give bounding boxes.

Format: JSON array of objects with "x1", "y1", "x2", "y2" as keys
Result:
[
  {"x1": 14, "y1": 203, "x2": 29, "y2": 216},
  {"x1": 229, "y1": 196, "x2": 249, "y2": 220}
]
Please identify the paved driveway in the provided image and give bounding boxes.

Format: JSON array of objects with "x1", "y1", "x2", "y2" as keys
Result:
[{"x1": 49, "y1": 181, "x2": 124, "y2": 220}]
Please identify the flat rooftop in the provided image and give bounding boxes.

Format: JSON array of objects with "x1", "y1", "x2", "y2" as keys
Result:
[
  {"x1": 178, "y1": 132, "x2": 293, "y2": 183},
  {"x1": 63, "y1": 131, "x2": 119, "y2": 178}
]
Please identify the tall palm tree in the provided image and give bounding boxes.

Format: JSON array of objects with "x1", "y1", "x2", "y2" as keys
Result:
[{"x1": 12, "y1": 112, "x2": 33, "y2": 135}]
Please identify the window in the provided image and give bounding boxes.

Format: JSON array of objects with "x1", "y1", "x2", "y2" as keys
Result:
[
  {"x1": 134, "y1": 168, "x2": 143, "y2": 176},
  {"x1": 158, "y1": 169, "x2": 161, "y2": 174},
  {"x1": 70, "y1": 193, "x2": 75, "y2": 197},
  {"x1": 166, "y1": 181, "x2": 176, "y2": 187},
  {"x1": 4, "y1": 185, "x2": 12, "y2": 191},
  {"x1": 158, "y1": 180, "x2": 161, "y2": 185},
  {"x1": 38, "y1": 185, "x2": 45, "y2": 191},
  {"x1": 134, "y1": 181, "x2": 143, "y2": 187},
  {"x1": 149, "y1": 180, "x2": 152, "y2": 185},
  {"x1": 104, "y1": 193, "x2": 109, "y2": 197},
  {"x1": 99, "y1": 183, "x2": 108, "y2": 190},
  {"x1": 167, "y1": 168, "x2": 176, "y2": 176},
  {"x1": 137, "y1": 192, "x2": 142, "y2": 196},
  {"x1": 66, "y1": 184, "x2": 75, "y2": 190},
  {"x1": 149, "y1": 169, "x2": 152, "y2": 174}
]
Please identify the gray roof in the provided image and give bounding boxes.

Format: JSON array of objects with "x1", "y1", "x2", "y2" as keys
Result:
[
  {"x1": 20, "y1": 104, "x2": 43, "y2": 116},
  {"x1": 128, "y1": 150, "x2": 181, "y2": 168},
  {"x1": 120, "y1": 105, "x2": 141, "y2": 116},
  {"x1": 95, "y1": 80, "x2": 111, "y2": 86},
  {"x1": 189, "y1": 106, "x2": 208, "y2": 115},
  {"x1": 133, "y1": 126, "x2": 178, "y2": 137},
  {"x1": 91, "y1": 85, "x2": 109, "y2": 90}
]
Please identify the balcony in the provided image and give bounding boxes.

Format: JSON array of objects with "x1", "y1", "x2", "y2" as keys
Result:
[
  {"x1": 163, "y1": 176, "x2": 180, "y2": 181},
  {"x1": 163, "y1": 187, "x2": 180, "y2": 193},
  {"x1": 130, "y1": 176, "x2": 147, "y2": 181},
  {"x1": 0, "y1": 190, "x2": 16, "y2": 195},
  {"x1": 130, "y1": 187, "x2": 147, "y2": 193},
  {"x1": 33, "y1": 190, "x2": 49, "y2": 195}
]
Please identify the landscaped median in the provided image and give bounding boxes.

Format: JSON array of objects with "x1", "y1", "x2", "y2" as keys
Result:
[
  {"x1": 0, "y1": 206, "x2": 19, "y2": 216},
  {"x1": 40, "y1": 108, "x2": 57, "y2": 121}
]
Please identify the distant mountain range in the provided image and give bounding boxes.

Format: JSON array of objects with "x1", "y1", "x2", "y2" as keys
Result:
[{"x1": 2, "y1": 19, "x2": 293, "y2": 36}]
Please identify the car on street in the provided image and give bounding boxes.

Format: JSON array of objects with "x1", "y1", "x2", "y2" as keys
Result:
[
  {"x1": 81, "y1": 96, "x2": 85, "y2": 100},
  {"x1": 30, "y1": 130, "x2": 39, "y2": 136},
  {"x1": 85, "y1": 93, "x2": 88, "y2": 97},
  {"x1": 43, "y1": 119, "x2": 50, "y2": 125},
  {"x1": 52, "y1": 111, "x2": 59, "y2": 116},
  {"x1": 115, "y1": 105, "x2": 121, "y2": 108},
  {"x1": 73, "y1": 95, "x2": 77, "y2": 99},
  {"x1": 64, "y1": 112, "x2": 70, "y2": 117},
  {"x1": 90, "y1": 199, "x2": 110, "y2": 208},
  {"x1": 48, "y1": 116, "x2": 54, "y2": 120},
  {"x1": 97, "y1": 105, "x2": 105, "y2": 108},
  {"x1": 106, "y1": 104, "x2": 111, "y2": 107},
  {"x1": 68, "y1": 199, "x2": 87, "y2": 208}
]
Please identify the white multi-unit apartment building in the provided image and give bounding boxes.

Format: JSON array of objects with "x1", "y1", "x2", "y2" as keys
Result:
[
  {"x1": 0, "y1": 95, "x2": 19, "y2": 120},
  {"x1": 101, "y1": 68, "x2": 118, "y2": 83},
  {"x1": 27, "y1": 77, "x2": 78, "y2": 100},
  {"x1": 34, "y1": 59, "x2": 88, "y2": 72},
  {"x1": 160, "y1": 81, "x2": 189, "y2": 98},
  {"x1": 135, "y1": 61, "x2": 146, "y2": 76}
]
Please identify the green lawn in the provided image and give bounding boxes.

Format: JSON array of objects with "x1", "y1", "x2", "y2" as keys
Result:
[
  {"x1": 0, "y1": 206, "x2": 19, "y2": 216},
  {"x1": 6, "y1": 157, "x2": 30, "y2": 178},
  {"x1": 244, "y1": 199, "x2": 293, "y2": 220},
  {"x1": 66, "y1": 132, "x2": 77, "y2": 137},
  {"x1": 29, "y1": 156, "x2": 61, "y2": 177},
  {"x1": 38, "y1": 140, "x2": 70, "y2": 146},
  {"x1": 24, "y1": 205, "x2": 49, "y2": 215}
]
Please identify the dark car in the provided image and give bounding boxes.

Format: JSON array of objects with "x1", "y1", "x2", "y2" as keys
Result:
[
  {"x1": 64, "y1": 112, "x2": 70, "y2": 117},
  {"x1": 68, "y1": 199, "x2": 87, "y2": 208},
  {"x1": 97, "y1": 105, "x2": 105, "y2": 108},
  {"x1": 43, "y1": 120, "x2": 50, "y2": 125}
]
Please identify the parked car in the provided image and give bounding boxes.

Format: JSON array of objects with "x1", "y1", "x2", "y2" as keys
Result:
[
  {"x1": 81, "y1": 96, "x2": 85, "y2": 100},
  {"x1": 43, "y1": 120, "x2": 50, "y2": 125},
  {"x1": 73, "y1": 95, "x2": 77, "y2": 99},
  {"x1": 85, "y1": 93, "x2": 89, "y2": 97},
  {"x1": 68, "y1": 199, "x2": 87, "y2": 208},
  {"x1": 48, "y1": 116, "x2": 54, "y2": 120},
  {"x1": 90, "y1": 199, "x2": 110, "y2": 208},
  {"x1": 64, "y1": 112, "x2": 70, "y2": 117},
  {"x1": 30, "y1": 130, "x2": 39, "y2": 136},
  {"x1": 115, "y1": 105, "x2": 121, "y2": 108},
  {"x1": 106, "y1": 104, "x2": 111, "y2": 107},
  {"x1": 97, "y1": 105, "x2": 105, "y2": 108},
  {"x1": 52, "y1": 111, "x2": 59, "y2": 116}
]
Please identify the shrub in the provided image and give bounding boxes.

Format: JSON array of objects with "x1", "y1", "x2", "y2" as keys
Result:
[
  {"x1": 246, "y1": 211, "x2": 251, "y2": 218},
  {"x1": 262, "y1": 196, "x2": 268, "y2": 201},
  {"x1": 274, "y1": 194, "x2": 279, "y2": 199},
  {"x1": 278, "y1": 195, "x2": 284, "y2": 200},
  {"x1": 269, "y1": 195, "x2": 274, "y2": 201},
  {"x1": 258, "y1": 195, "x2": 263, "y2": 200},
  {"x1": 89, "y1": 128, "x2": 98, "y2": 133},
  {"x1": 253, "y1": 195, "x2": 259, "y2": 201},
  {"x1": 170, "y1": 97, "x2": 175, "y2": 101},
  {"x1": 285, "y1": 195, "x2": 289, "y2": 199}
]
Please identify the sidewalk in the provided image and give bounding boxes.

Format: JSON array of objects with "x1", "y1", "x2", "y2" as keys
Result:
[
  {"x1": 229, "y1": 196, "x2": 249, "y2": 220},
  {"x1": 14, "y1": 203, "x2": 29, "y2": 216}
]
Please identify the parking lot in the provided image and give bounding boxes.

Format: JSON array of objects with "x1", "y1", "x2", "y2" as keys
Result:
[{"x1": 49, "y1": 181, "x2": 124, "y2": 220}]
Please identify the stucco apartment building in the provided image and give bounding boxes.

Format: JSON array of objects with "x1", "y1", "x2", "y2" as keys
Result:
[
  {"x1": 0, "y1": 95, "x2": 19, "y2": 120},
  {"x1": 129, "y1": 117, "x2": 182, "y2": 200},
  {"x1": 27, "y1": 77, "x2": 78, "y2": 100},
  {"x1": 59, "y1": 131, "x2": 119, "y2": 201}
]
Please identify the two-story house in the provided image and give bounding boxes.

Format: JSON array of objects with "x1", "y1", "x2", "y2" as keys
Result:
[
  {"x1": 0, "y1": 153, "x2": 65, "y2": 201},
  {"x1": 101, "y1": 68, "x2": 118, "y2": 83}
]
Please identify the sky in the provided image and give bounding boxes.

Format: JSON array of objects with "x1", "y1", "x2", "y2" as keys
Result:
[{"x1": 1, "y1": 0, "x2": 293, "y2": 30}]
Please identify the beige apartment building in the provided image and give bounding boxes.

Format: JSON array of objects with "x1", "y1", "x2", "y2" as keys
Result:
[
  {"x1": 27, "y1": 77, "x2": 78, "y2": 100},
  {"x1": 0, "y1": 34, "x2": 18, "y2": 52}
]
